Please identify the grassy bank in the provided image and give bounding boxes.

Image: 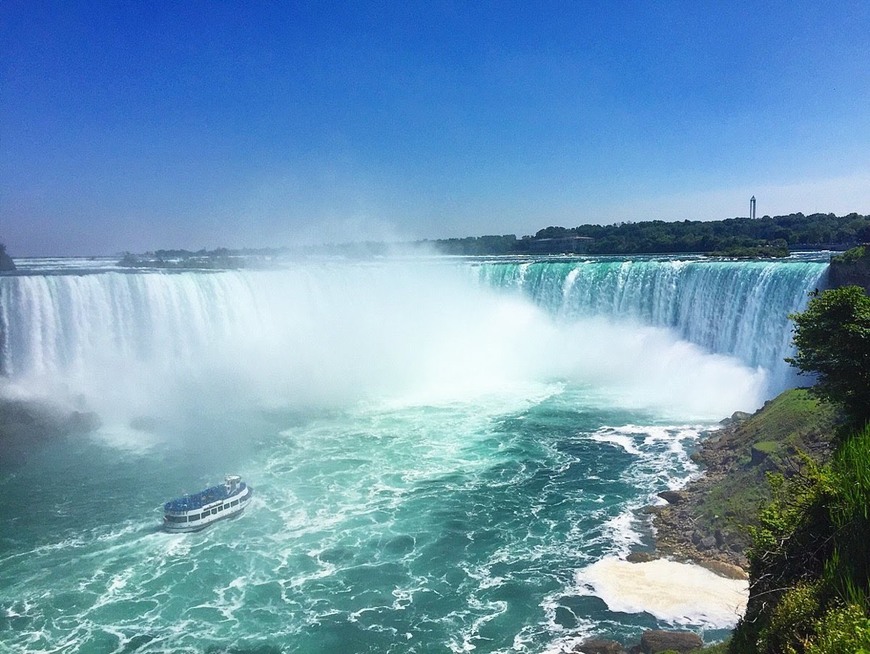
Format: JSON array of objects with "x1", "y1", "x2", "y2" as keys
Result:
[{"x1": 730, "y1": 421, "x2": 870, "y2": 652}]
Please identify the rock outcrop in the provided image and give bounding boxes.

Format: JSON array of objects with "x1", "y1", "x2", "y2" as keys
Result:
[
  {"x1": 639, "y1": 629, "x2": 703, "y2": 653},
  {"x1": 574, "y1": 638, "x2": 626, "y2": 654},
  {"x1": 648, "y1": 388, "x2": 840, "y2": 573},
  {"x1": 829, "y1": 245, "x2": 870, "y2": 293},
  {"x1": 0, "y1": 245, "x2": 15, "y2": 271}
]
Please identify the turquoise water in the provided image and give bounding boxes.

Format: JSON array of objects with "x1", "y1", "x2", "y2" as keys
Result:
[{"x1": 0, "y1": 256, "x2": 828, "y2": 653}]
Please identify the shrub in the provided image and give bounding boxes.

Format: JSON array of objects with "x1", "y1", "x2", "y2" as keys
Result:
[{"x1": 787, "y1": 286, "x2": 870, "y2": 425}]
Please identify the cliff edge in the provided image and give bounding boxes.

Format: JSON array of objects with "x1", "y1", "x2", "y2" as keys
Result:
[
  {"x1": 0, "y1": 243, "x2": 15, "y2": 271},
  {"x1": 646, "y1": 388, "x2": 841, "y2": 574},
  {"x1": 828, "y1": 245, "x2": 870, "y2": 293}
]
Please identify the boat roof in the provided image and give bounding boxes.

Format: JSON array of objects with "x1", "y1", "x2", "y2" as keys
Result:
[{"x1": 164, "y1": 479, "x2": 246, "y2": 512}]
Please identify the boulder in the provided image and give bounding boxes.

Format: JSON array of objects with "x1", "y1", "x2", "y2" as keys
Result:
[
  {"x1": 640, "y1": 630, "x2": 703, "y2": 653},
  {"x1": 657, "y1": 490, "x2": 685, "y2": 505},
  {"x1": 700, "y1": 559, "x2": 749, "y2": 580},
  {"x1": 626, "y1": 551, "x2": 657, "y2": 563},
  {"x1": 720, "y1": 410, "x2": 751, "y2": 426},
  {"x1": 575, "y1": 638, "x2": 626, "y2": 654}
]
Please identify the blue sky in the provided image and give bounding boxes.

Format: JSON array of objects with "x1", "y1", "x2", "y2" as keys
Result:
[{"x1": 2, "y1": 1, "x2": 869, "y2": 255}]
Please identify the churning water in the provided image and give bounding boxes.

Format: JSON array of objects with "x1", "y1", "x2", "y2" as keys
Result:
[{"x1": 0, "y1": 255, "x2": 827, "y2": 653}]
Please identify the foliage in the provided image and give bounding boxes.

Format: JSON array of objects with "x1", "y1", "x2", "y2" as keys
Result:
[
  {"x1": 804, "y1": 603, "x2": 870, "y2": 654},
  {"x1": 734, "y1": 389, "x2": 838, "y2": 443},
  {"x1": 756, "y1": 582, "x2": 822, "y2": 654},
  {"x1": 114, "y1": 213, "x2": 870, "y2": 259},
  {"x1": 706, "y1": 244, "x2": 789, "y2": 259},
  {"x1": 430, "y1": 213, "x2": 870, "y2": 256},
  {"x1": 831, "y1": 245, "x2": 866, "y2": 264},
  {"x1": 690, "y1": 641, "x2": 730, "y2": 653},
  {"x1": 566, "y1": 212, "x2": 869, "y2": 255},
  {"x1": 786, "y1": 286, "x2": 870, "y2": 425},
  {"x1": 0, "y1": 241, "x2": 14, "y2": 271},
  {"x1": 431, "y1": 234, "x2": 520, "y2": 255},
  {"x1": 730, "y1": 423, "x2": 870, "y2": 653}
]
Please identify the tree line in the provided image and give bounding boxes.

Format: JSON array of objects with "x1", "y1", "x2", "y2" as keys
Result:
[{"x1": 432, "y1": 212, "x2": 870, "y2": 256}]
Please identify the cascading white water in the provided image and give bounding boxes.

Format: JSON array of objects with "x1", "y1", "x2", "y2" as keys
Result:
[
  {"x1": 476, "y1": 257, "x2": 828, "y2": 392},
  {"x1": 0, "y1": 257, "x2": 827, "y2": 423}
]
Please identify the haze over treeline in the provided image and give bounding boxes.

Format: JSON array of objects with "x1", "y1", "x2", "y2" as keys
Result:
[{"x1": 108, "y1": 212, "x2": 870, "y2": 266}]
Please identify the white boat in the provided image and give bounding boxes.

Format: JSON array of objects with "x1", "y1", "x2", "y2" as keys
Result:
[{"x1": 163, "y1": 475, "x2": 253, "y2": 532}]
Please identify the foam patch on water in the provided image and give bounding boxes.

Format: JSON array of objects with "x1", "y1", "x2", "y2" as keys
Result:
[{"x1": 575, "y1": 557, "x2": 748, "y2": 629}]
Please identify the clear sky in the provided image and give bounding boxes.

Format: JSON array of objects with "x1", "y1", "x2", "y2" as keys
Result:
[{"x1": 2, "y1": 1, "x2": 869, "y2": 256}]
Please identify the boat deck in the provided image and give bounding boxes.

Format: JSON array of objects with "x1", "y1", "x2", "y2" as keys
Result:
[{"x1": 164, "y1": 481, "x2": 248, "y2": 513}]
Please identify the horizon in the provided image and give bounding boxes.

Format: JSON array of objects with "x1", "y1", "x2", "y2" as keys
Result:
[
  {"x1": 2, "y1": 2, "x2": 870, "y2": 257},
  {"x1": 6, "y1": 208, "x2": 866, "y2": 259}
]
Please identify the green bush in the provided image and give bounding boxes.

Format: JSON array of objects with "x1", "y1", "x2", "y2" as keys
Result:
[
  {"x1": 804, "y1": 603, "x2": 870, "y2": 654},
  {"x1": 787, "y1": 286, "x2": 870, "y2": 425},
  {"x1": 731, "y1": 424, "x2": 870, "y2": 653},
  {"x1": 831, "y1": 245, "x2": 866, "y2": 264},
  {"x1": 757, "y1": 583, "x2": 822, "y2": 654}
]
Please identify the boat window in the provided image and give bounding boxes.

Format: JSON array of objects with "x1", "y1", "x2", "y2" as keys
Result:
[
  {"x1": 212, "y1": 508, "x2": 218, "y2": 515},
  {"x1": 166, "y1": 515, "x2": 187, "y2": 523},
  {"x1": 231, "y1": 499, "x2": 239, "y2": 506}
]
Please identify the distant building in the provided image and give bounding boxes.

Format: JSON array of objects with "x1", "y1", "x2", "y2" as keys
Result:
[{"x1": 750, "y1": 196, "x2": 757, "y2": 220}]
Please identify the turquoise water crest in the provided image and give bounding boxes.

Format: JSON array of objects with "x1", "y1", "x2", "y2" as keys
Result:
[{"x1": 0, "y1": 256, "x2": 828, "y2": 653}]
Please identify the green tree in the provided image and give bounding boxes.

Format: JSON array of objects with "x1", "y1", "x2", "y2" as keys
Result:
[{"x1": 787, "y1": 286, "x2": 870, "y2": 424}]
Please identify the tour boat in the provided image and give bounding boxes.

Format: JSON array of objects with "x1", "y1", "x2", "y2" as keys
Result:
[{"x1": 163, "y1": 475, "x2": 253, "y2": 532}]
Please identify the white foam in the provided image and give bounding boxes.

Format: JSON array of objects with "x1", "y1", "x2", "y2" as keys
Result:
[
  {"x1": 575, "y1": 557, "x2": 748, "y2": 629},
  {"x1": 589, "y1": 432, "x2": 642, "y2": 455}
]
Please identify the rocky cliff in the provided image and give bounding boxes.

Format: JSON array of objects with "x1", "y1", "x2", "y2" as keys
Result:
[
  {"x1": 828, "y1": 245, "x2": 870, "y2": 293},
  {"x1": 0, "y1": 245, "x2": 15, "y2": 271}
]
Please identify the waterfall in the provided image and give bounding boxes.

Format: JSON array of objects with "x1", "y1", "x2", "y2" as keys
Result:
[
  {"x1": 476, "y1": 257, "x2": 828, "y2": 391},
  {"x1": 0, "y1": 257, "x2": 828, "y2": 415}
]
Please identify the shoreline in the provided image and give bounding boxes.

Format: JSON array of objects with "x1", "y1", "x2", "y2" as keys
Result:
[
  {"x1": 643, "y1": 414, "x2": 752, "y2": 579},
  {"x1": 640, "y1": 390, "x2": 837, "y2": 581}
]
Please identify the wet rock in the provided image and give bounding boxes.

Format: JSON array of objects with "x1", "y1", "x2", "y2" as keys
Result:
[
  {"x1": 0, "y1": 398, "x2": 101, "y2": 466},
  {"x1": 657, "y1": 490, "x2": 685, "y2": 505},
  {"x1": 700, "y1": 559, "x2": 750, "y2": 580},
  {"x1": 640, "y1": 630, "x2": 703, "y2": 653},
  {"x1": 0, "y1": 246, "x2": 15, "y2": 271},
  {"x1": 720, "y1": 410, "x2": 751, "y2": 426},
  {"x1": 575, "y1": 638, "x2": 627, "y2": 654},
  {"x1": 626, "y1": 551, "x2": 657, "y2": 563}
]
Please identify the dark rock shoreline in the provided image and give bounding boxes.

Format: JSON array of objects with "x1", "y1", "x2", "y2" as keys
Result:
[
  {"x1": 646, "y1": 414, "x2": 753, "y2": 577},
  {"x1": 568, "y1": 417, "x2": 758, "y2": 653},
  {"x1": 570, "y1": 390, "x2": 839, "y2": 652},
  {"x1": 576, "y1": 630, "x2": 704, "y2": 653},
  {"x1": 646, "y1": 396, "x2": 835, "y2": 579}
]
